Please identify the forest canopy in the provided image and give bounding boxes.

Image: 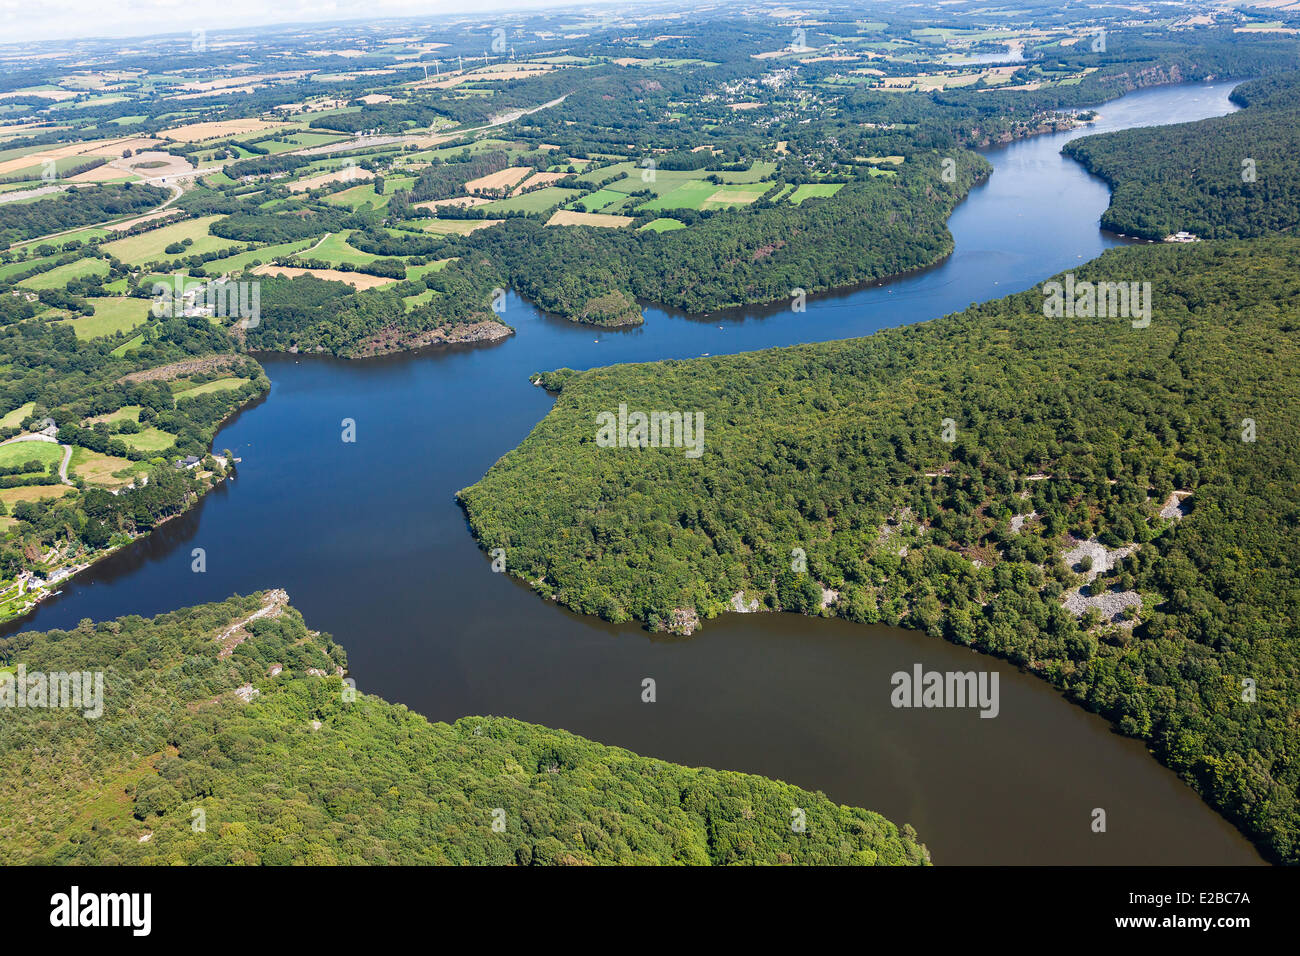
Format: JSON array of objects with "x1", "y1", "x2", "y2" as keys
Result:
[
  {"x1": 461, "y1": 238, "x2": 1300, "y2": 863},
  {"x1": 0, "y1": 593, "x2": 928, "y2": 866},
  {"x1": 1062, "y1": 72, "x2": 1300, "y2": 240}
]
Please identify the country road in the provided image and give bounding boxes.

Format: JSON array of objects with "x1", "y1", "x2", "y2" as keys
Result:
[{"x1": 12, "y1": 165, "x2": 221, "y2": 248}]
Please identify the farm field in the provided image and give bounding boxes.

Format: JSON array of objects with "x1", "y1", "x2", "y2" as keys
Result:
[
  {"x1": 325, "y1": 176, "x2": 416, "y2": 209},
  {"x1": 413, "y1": 196, "x2": 491, "y2": 211},
  {"x1": 252, "y1": 264, "x2": 398, "y2": 288},
  {"x1": 463, "y1": 165, "x2": 533, "y2": 195},
  {"x1": 17, "y1": 257, "x2": 110, "y2": 289},
  {"x1": 109, "y1": 333, "x2": 145, "y2": 356},
  {"x1": 0, "y1": 440, "x2": 63, "y2": 473},
  {"x1": 406, "y1": 259, "x2": 452, "y2": 280},
  {"x1": 0, "y1": 402, "x2": 35, "y2": 428},
  {"x1": 159, "y1": 118, "x2": 288, "y2": 142},
  {"x1": 288, "y1": 167, "x2": 374, "y2": 192},
  {"x1": 205, "y1": 238, "x2": 319, "y2": 274},
  {"x1": 639, "y1": 217, "x2": 686, "y2": 232},
  {"x1": 57, "y1": 296, "x2": 149, "y2": 339},
  {"x1": 400, "y1": 218, "x2": 502, "y2": 235},
  {"x1": 0, "y1": 485, "x2": 72, "y2": 507},
  {"x1": 119, "y1": 425, "x2": 177, "y2": 454},
  {"x1": 83, "y1": 405, "x2": 142, "y2": 426},
  {"x1": 546, "y1": 210, "x2": 634, "y2": 228},
  {"x1": 701, "y1": 184, "x2": 768, "y2": 207},
  {"x1": 788, "y1": 183, "x2": 846, "y2": 203},
  {"x1": 480, "y1": 185, "x2": 576, "y2": 214},
  {"x1": 0, "y1": 256, "x2": 58, "y2": 282},
  {"x1": 100, "y1": 215, "x2": 230, "y2": 264},
  {"x1": 172, "y1": 376, "x2": 250, "y2": 399},
  {"x1": 574, "y1": 188, "x2": 625, "y2": 212},
  {"x1": 638, "y1": 180, "x2": 723, "y2": 210},
  {"x1": 68, "y1": 447, "x2": 143, "y2": 488},
  {"x1": 294, "y1": 230, "x2": 379, "y2": 266},
  {"x1": 403, "y1": 288, "x2": 437, "y2": 310}
]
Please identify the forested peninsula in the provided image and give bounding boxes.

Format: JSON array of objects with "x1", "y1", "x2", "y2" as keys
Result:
[
  {"x1": 461, "y1": 237, "x2": 1300, "y2": 863},
  {"x1": 1063, "y1": 72, "x2": 1300, "y2": 240},
  {"x1": 0, "y1": 592, "x2": 928, "y2": 865}
]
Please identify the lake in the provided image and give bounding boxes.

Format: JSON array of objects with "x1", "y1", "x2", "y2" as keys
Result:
[{"x1": 5, "y1": 80, "x2": 1263, "y2": 864}]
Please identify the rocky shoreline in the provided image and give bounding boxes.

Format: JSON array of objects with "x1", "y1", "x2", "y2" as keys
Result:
[{"x1": 353, "y1": 319, "x2": 514, "y2": 357}]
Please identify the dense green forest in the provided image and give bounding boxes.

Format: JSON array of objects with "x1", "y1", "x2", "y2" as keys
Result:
[
  {"x1": 0, "y1": 593, "x2": 928, "y2": 865},
  {"x1": 238, "y1": 260, "x2": 507, "y2": 355},
  {"x1": 461, "y1": 238, "x2": 1300, "y2": 863},
  {"x1": 469, "y1": 151, "x2": 990, "y2": 320},
  {"x1": 0, "y1": 184, "x2": 167, "y2": 247},
  {"x1": 1062, "y1": 72, "x2": 1300, "y2": 240}
]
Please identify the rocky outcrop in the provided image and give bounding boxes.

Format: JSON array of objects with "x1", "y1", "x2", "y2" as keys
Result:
[{"x1": 352, "y1": 319, "x2": 512, "y2": 357}]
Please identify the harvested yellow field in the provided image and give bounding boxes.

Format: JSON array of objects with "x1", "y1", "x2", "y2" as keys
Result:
[
  {"x1": 0, "y1": 88, "x2": 77, "y2": 101},
  {"x1": 0, "y1": 485, "x2": 73, "y2": 507},
  {"x1": 159, "y1": 118, "x2": 288, "y2": 143},
  {"x1": 174, "y1": 87, "x2": 255, "y2": 100},
  {"x1": 546, "y1": 210, "x2": 633, "y2": 228},
  {"x1": 464, "y1": 166, "x2": 533, "y2": 195},
  {"x1": 511, "y1": 171, "x2": 569, "y2": 195},
  {"x1": 0, "y1": 136, "x2": 162, "y2": 177},
  {"x1": 177, "y1": 72, "x2": 310, "y2": 92},
  {"x1": 414, "y1": 196, "x2": 491, "y2": 211},
  {"x1": 289, "y1": 167, "x2": 374, "y2": 192},
  {"x1": 410, "y1": 218, "x2": 503, "y2": 235},
  {"x1": 407, "y1": 132, "x2": 459, "y2": 148},
  {"x1": 252, "y1": 265, "x2": 397, "y2": 289},
  {"x1": 109, "y1": 151, "x2": 194, "y2": 179},
  {"x1": 477, "y1": 63, "x2": 554, "y2": 76},
  {"x1": 412, "y1": 63, "x2": 554, "y2": 90},
  {"x1": 0, "y1": 121, "x2": 67, "y2": 136},
  {"x1": 70, "y1": 450, "x2": 139, "y2": 489},
  {"x1": 67, "y1": 164, "x2": 132, "y2": 182}
]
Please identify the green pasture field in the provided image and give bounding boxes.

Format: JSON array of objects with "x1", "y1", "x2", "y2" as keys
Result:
[
  {"x1": 100, "y1": 216, "x2": 230, "y2": 264},
  {"x1": 172, "y1": 377, "x2": 249, "y2": 399},
  {"x1": 0, "y1": 441, "x2": 62, "y2": 474},
  {"x1": 479, "y1": 186, "x2": 575, "y2": 215},
  {"x1": 293, "y1": 230, "x2": 379, "y2": 266},
  {"x1": 205, "y1": 238, "x2": 319, "y2": 274},
  {"x1": 638, "y1": 217, "x2": 686, "y2": 232},
  {"x1": 57, "y1": 297, "x2": 150, "y2": 339},
  {"x1": 17, "y1": 256, "x2": 109, "y2": 289},
  {"x1": 788, "y1": 183, "x2": 845, "y2": 204},
  {"x1": 637, "y1": 180, "x2": 719, "y2": 211},
  {"x1": 120, "y1": 426, "x2": 177, "y2": 454},
  {"x1": 0, "y1": 402, "x2": 35, "y2": 428},
  {"x1": 574, "y1": 188, "x2": 624, "y2": 212}
]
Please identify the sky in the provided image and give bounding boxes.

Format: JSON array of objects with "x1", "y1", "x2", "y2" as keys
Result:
[{"x1": 0, "y1": 0, "x2": 628, "y2": 44}]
